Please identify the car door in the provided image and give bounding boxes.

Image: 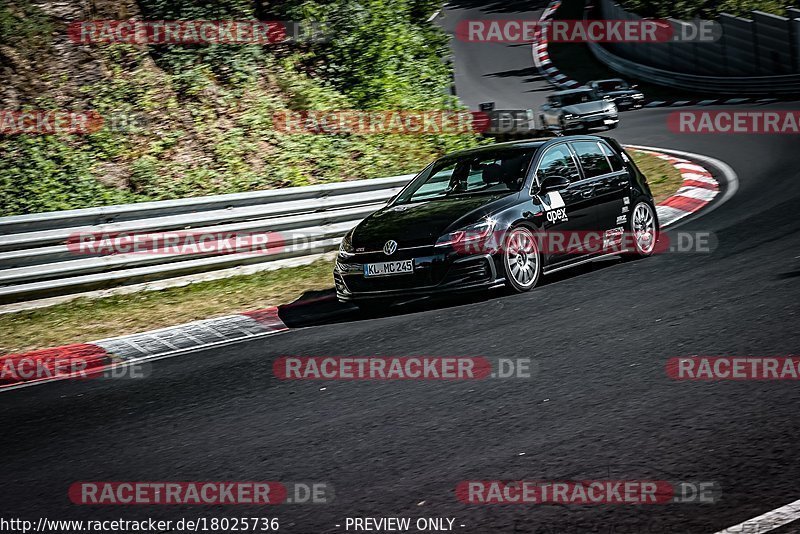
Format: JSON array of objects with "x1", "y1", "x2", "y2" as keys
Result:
[
  {"x1": 531, "y1": 142, "x2": 601, "y2": 265},
  {"x1": 570, "y1": 140, "x2": 632, "y2": 234}
]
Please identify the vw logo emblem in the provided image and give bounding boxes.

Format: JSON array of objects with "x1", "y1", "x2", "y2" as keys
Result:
[{"x1": 383, "y1": 240, "x2": 398, "y2": 256}]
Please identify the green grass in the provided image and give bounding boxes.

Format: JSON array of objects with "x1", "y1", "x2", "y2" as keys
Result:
[
  {"x1": 0, "y1": 259, "x2": 335, "y2": 354},
  {"x1": 629, "y1": 149, "x2": 684, "y2": 204}
]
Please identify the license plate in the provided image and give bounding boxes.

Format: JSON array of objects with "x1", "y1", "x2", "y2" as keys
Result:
[{"x1": 364, "y1": 260, "x2": 414, "y2": 277}]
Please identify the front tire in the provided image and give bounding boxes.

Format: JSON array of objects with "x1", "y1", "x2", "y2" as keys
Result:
[{"x1": 502, "y1": 226, "x2": 541, "y2": 293}]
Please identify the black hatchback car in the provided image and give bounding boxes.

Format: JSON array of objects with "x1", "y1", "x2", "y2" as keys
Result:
[{"x1": 334, "y1": 136, "x2": 658, "y2": 309}]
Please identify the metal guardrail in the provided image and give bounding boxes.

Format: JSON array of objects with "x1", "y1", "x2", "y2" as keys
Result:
[
  {"x1": 588, "y1": 41, "x2": 800, "y2": 95},
  {"x1": 0, "y1": 174, "x2": 415, "y2": 304}
]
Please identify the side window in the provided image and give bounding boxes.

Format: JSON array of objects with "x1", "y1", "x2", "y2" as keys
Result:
[
  {"x1": 599, "y1": 141, "x2": 623, "y2": 172},
  {"x1": 536, "y1": 145, "x2": 581, "y2": 184},
  {"x1": 571, "y1": 141, "x2": 612, "y2": 178}
]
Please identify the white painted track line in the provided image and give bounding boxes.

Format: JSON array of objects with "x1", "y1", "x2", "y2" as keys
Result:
[{"x1": 712, "y1": 498, "x2": 800, "y2": 533}]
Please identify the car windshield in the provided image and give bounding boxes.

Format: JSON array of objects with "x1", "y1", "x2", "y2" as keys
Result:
[
  {"x1": 598, "y1": 80, "x2": 629, "y2": 91},
  {"x1": 393, "y1": 148, "x2": 536, "y2": 204},
  {"x1": 559, "y1": 90, "x2": 601, "y2": 106}
]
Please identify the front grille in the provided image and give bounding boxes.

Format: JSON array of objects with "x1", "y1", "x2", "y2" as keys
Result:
[{"x1": 441, "y1": 257, "x2": 492, "y2": 286}]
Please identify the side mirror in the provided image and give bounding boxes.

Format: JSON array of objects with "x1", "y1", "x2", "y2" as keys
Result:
[{"x1": 539, "y1": 175, "x2": 570, "y2": 194}]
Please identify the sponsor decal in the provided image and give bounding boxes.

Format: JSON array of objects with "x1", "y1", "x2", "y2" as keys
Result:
[
  {"x1": 667, "y1": 357, "x2": 800, "y2": 380},
  {"x1": 546, "y1": 208, "x2": 568, "y2": 224},
  {"x1": 669, "y1": 110, "x2": 800, "y2": 134},
  {"x1": 616, "y1": 215, "x2": 628, "y2": 225},
  {"x1": 543, "y1": 191, "x2": 566, "y2": 209},
  {"x1": 623, "y1": 196, "x2": 630, "y2": 205},
  {"x1": 603, "y1": 227, "x2": 624, "y2": 248},
  {"x1": 542, "y1": 192, "x2": 568, "y2": 223}
]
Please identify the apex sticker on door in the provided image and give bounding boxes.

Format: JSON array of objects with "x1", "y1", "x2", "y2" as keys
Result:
[{"x1": 544, "y1": 192, "x2": 569, "y2": 223}]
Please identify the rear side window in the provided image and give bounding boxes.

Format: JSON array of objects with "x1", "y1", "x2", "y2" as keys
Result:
[
  {"x1": 536, "y1": 144, "x2": 581, "y2": 184},
  {"x1": 571, "y1": 141, "x2": 612, "y2": 178},
  {"x1": 599, "y1": 141, "x2": 624, "y2": 171}
]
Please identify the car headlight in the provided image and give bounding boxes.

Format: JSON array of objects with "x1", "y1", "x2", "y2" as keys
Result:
[
  {"x1": 435, "y1": 219, "x2": 497, "y2": 249},
  {"x1": 338, "y1": 229, "x2": 355, "y2": 258}
]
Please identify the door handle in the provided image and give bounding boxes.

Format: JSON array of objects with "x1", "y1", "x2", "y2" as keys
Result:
[{"x1": 580, "y1": 188, "x2": 595, "y2": 198}]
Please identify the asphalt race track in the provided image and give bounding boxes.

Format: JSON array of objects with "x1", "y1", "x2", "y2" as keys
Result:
[
  {"x1": 439, "y1": 0, "x2": 553, "y2": 110},
  {"x1": 2, "y1": 2, "x2": 800, "y2": 533}
]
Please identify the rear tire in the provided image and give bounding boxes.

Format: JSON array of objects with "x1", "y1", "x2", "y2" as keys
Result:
[
  {"x1": 502, "y1": 226, "x2": 541, "y2": 293},
  {"x1": 627, "y1": 201, "x2": 658, "y2": 258}
]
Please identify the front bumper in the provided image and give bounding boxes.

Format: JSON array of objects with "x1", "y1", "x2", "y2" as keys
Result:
[
  {"x1": 334, "y1": 251, "x2": 502, "y2": 302},
  {"x1": 565, "y1": 112, "x2": 619, "y2": 129},
  {"x1": 615, "y1": 96, "x2": 644, "y2": 109}
]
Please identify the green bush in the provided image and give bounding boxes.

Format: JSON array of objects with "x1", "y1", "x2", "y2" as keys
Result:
[{"x1": 0, "y1": 0, "x2": 482, "y2": 216}]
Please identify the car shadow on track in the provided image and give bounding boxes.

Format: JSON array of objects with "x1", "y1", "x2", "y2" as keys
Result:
[{"x1": 278, "y1": 256, "x2": 626, "y2": 329}]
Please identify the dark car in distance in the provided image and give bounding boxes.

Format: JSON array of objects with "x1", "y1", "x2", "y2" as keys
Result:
[
  {"x1": 334, "y1": 136, "x2": 659, "y2": 309},
  {"x1": 588, "y1": 79, "x2": 645, "y2": 110}
]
